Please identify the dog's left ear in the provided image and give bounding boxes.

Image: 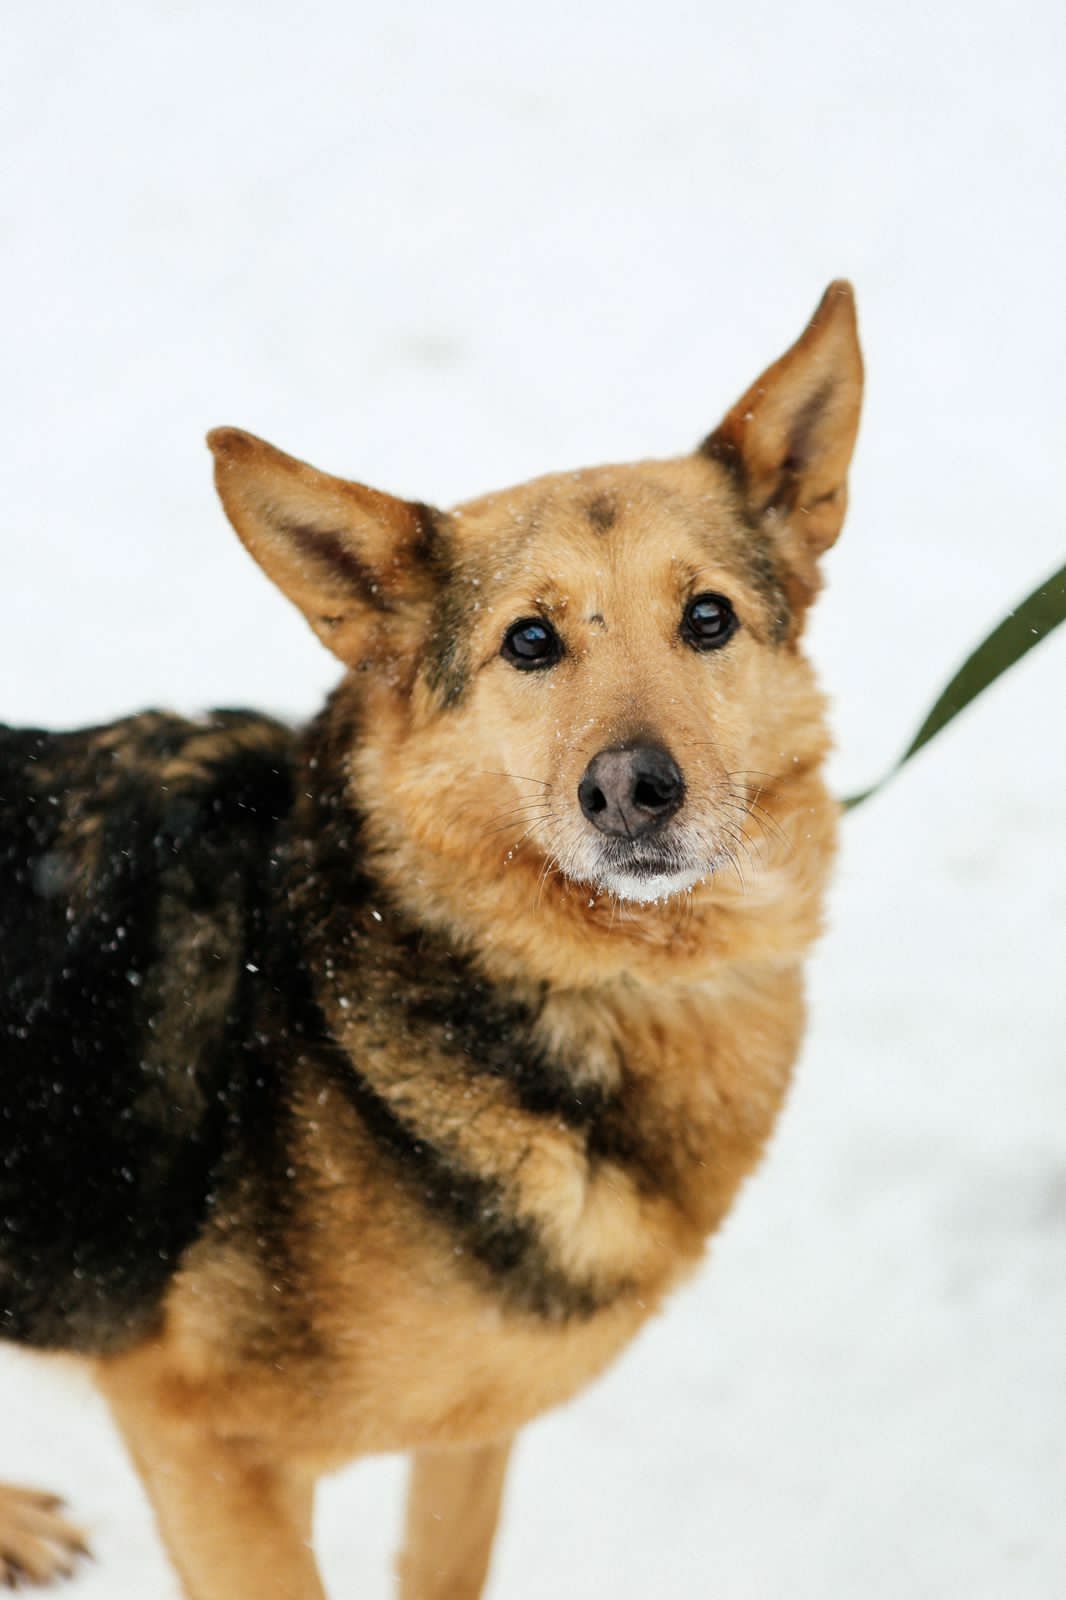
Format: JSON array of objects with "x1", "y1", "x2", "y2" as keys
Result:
[
  {"x1": 207, "y1": 427, "x2": 439, "y2": 663},
  {"x1": 701, "y1": 281, "x2": 863, "y2": 602}
]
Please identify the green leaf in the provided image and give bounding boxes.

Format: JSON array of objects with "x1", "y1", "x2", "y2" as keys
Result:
[{"x1": 843, "y1": 559, "x2": 1066, "y2": 810}]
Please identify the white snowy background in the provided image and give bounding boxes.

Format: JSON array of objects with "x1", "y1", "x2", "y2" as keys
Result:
[{"x1": 2, "y1": 2, "x2": 1064, "y2": 1595}]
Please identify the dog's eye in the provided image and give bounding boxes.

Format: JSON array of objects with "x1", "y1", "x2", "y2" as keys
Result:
[
  {"x1": 501, "y1": 617, "x2": 563, "y2": 671},
  {"x1": 681, "y1": 593, "x2": 738, "y2": 651}
]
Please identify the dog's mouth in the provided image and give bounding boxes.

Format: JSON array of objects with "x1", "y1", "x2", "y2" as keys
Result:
[{"x1": 562, "y1": 832, "x2": 723, "y2": 905}]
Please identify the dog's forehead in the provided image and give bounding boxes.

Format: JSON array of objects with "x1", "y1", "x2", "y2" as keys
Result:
[
  {"x1": 446, "y1": 454, "x2": 743, "y2": 575},
  {"x1": 436, "y1": 453, "x2": 791, "y2": 644}
]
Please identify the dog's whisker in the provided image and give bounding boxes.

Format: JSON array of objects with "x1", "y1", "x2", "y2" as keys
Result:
[
  {"x1": 475, "y1": 768, "x2": 553, "y2": 789},
  {"x1": 483, "y1": 798, "x2": 554, "y2": 825},
  {"x1": 733, "y1": 800, "x2": 789, "y2": 855},
  {"x1": 489, "y1": 795, "x2": 554, "y2": 812},
  {"x1": 487, "y1": 793, "x2": 555, "y2": 814},
  {"x1": 727, "y1": 849, "x2": 747, "y2": 891},
  {"x1": 534, "y1": 850, "x2": 558, "y2": 909},
  {"x1": 717, "y1": 810, "x2": 760, "y2": 862},
  {"x1": 484, "y1": 816, "x2": 552, "y2": 841},
  {"x1": 507, "y1": 816, "x2": 557, "y2": 853},
  {"x1": 712, "y1": 808, "x2": 767, "y2": 864},
  {"x1": 720, "y1": 831, "x2": 757, "y2": 884},
  {"x1": 483, "y1": 813, "x2": 552, "y2": 837},
  {"x1": 725, "y1": 768, "x2": 781, "y2": 785},
  {"x1": 485, "y1": 821, "x2": 553, "y2": 845},
  {"x1": 446, "y1": 792, "x2": 547, "y2": 835},
  {"x1": 711, "y1": 835, "x2": 746, "y2": 891},
  {"x1": 719, "y1": 782, "x2": 790, "y2": 851},
  {"x1": 483, "y1": 802, "x2": 553, "y2": 833},
  {"x1": 536, "y1": 817, "x2": 582, "y2": 908}
]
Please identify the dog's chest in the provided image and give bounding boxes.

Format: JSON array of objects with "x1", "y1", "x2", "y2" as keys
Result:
[{"x1": 238, "y1": 966, "x2": 804, "y2": 1457}]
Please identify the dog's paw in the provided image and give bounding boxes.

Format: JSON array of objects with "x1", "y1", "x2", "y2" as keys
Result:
[{"x1": 0, "y1": 1483, "x2": 89, "y2": 1588}]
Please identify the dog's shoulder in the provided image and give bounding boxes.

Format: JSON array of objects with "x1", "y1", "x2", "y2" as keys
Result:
[{"x1": 0, "y1": 709, "x2": 297, "y2": 1354}]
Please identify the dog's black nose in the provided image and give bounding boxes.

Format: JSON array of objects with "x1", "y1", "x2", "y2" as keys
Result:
[{"x1": 577, "y1": 744, "x2": 685, "y2": 838}]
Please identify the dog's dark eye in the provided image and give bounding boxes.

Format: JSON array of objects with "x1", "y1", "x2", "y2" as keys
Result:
[
  {"x1": 681, "y1": 592, "x2": 738, "y2": 651},
  {"x1": 501, "y1": 617, "x2": 563, "y2": 671}
]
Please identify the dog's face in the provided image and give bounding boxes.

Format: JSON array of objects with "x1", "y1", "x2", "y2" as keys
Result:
[
  {"x1": 210, "y1": 283, "x2": 862, "y2": 921},
  {"x1": 413, "y1": 454, "x2": 805, "y2": 904}
]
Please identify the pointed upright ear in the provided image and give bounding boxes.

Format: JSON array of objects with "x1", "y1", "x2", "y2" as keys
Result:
[
  {"x1": 207, "y1": 427, "x2": 440, "y2": 662},
  {"x1": 701, "y1": 281, "x2": 863, "y2": 601}
]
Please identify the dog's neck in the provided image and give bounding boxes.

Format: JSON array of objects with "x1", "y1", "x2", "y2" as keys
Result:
[{"x1": 270, "y1": 695, "x2": 822, "y2": 1302}]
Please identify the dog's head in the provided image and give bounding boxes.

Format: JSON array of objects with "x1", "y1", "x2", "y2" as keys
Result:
[{"x1": 209, "y1": 284, "x2": 861, "y2": 970}]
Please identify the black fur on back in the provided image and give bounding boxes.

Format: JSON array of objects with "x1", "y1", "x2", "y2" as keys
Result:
[{"x1": 0, "y1": 711, "x2": 295, "y2": 1353}]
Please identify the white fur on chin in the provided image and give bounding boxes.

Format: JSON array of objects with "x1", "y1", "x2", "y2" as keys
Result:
[
  {"x1": 593, "y1": 864, "x2": 709, "y2": 904},
  {"x1": 557, "y1": 830, "x2": 728, "y2": 905}
]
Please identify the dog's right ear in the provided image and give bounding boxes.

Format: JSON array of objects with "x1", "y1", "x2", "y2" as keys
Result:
[{"x1": 207, "y1": 428, "x2": 440, "y2": 663}]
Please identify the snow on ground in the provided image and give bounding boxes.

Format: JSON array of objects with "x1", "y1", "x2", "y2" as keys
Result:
[{"x1": 2, "y1": 3, "x2": 1064, "y2": 1594}]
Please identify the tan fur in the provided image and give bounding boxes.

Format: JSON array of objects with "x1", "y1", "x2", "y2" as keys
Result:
[
  {"x1": 8, "y1": 283, "x2": 862, "y2": 1595},
  {"x1": 398, "y1": 1440, "x2": 513, "y2": 1600},
  {"x1": 0, "y1": 1485, "x2": 87, "y2": 1587}
]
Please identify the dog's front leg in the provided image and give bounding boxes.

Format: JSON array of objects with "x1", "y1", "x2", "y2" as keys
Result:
[
  {"x1": 396, "y1": 1436, "x2": 513, "y2": 1600},
  {"x1": 99, "y1": 1369, "x2": 325, "y2": 1600}
]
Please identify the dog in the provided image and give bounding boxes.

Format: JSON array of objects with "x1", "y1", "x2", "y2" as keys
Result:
[{"x1": 0, "y1": 281, "x2": 862, "y2": 1597}]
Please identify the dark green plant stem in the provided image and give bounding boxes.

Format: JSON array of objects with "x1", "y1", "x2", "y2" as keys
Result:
[{"x1": 843, "y1": 559, "x2": 1066, "y2": 810}]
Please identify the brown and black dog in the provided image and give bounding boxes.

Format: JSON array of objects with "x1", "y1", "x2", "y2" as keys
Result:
[{"x1": 0, "y1": 283, "x2": 862, "y2": 1596}]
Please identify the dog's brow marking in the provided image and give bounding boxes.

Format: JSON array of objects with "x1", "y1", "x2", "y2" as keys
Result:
[{"x1": 586, "y1": 494, "x2": 616, "y2": 533}]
